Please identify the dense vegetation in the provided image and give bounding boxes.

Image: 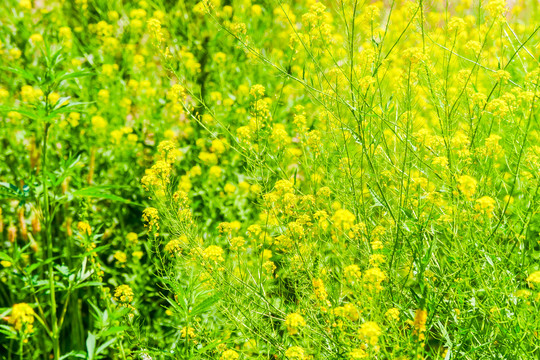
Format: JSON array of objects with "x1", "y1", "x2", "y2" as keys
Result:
[{"x1": 1, "y1": 0, "x2": 540, "y2": 359}]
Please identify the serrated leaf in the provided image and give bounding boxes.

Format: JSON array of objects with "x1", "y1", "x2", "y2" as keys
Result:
[{"x1": 55, "y1": 264, "x2": 70, "y2": 277}]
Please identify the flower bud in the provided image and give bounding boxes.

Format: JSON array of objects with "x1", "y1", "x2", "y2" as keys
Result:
[
  {"x1": 8, "y1": 224, "x2": 17, "y2": 243},
  {"x1": 18, "y1": 207, "x2": 27, "y2": 240}
]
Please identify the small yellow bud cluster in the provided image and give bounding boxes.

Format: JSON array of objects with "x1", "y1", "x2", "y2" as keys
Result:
[
  {"x1": 114, "y1": 285, "x2": 134, "y2": 306},
  {"x1": 8, "y1": 303, "x2": 35, "y2": 334},
  {"x1": 285, "y1": 313, "x2": 306, "y2": 335}
]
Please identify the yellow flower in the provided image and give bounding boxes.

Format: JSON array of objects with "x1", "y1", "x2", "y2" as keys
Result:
[
  {"x1": 344, "y1": 264, "x2": 362, "y2": 281},
  {"x1": 101, "y1": 63, "x2": 118, "y2": 77},
  {"x1": 457, "y1": 175, "x2": 477, "y2": 200},
  {"x1": 349, "y1": 348, "x2": 367, "y2": 359},
  {"x1": 221, "y1": 349, "x2": 239, "y2": 360},
  {"x1": 285, "y1": 313, "x2": 306, "y2": 335},
  {"x1": 209, "y1": 165, "x2": 223, "y2": 178},
  {"x1": 263, "y1": 260, "x2": 276, "y2": 274},
  {"x1": 312, "y1": 278, "x2": 328, "y2": 301},
  {"x1": 48, "y1": 92, "x2": 61, "y2": 105},
  {"x1": 77, "y1": 221, "x2": 92, "y2": 235},
  {"x1": 168, "y1": 84, "x2": 186, "y2": 103},
  {"x1": 230, "y1": 236, "x2": 245, "y2": 251},
  {"x1": 91, "y1": 115, "x2": 108, "y2": 130},
  {"x1": 484, "y1": 134, "x2": 503, "y2": 158},
  {"x1": 29, "y1": 33, "x2": 43, "y2": 43},
  {"x1": 369, "y1": 254, "x2": 385, "y2": 267},
  {"x1": 114, "y1": 285, "x2": 134, "y2": 304},
  {"x1": 126, "y1": 232, "x2": 139, "y2": 245},
  {"x1": 526, "y1": 271, "x2": 540, "y2": 288},
  {"x1": 10, "y1": 48, "x2": 22, "y2": 59},
  {"x1": 358, "y1": 321, "x2": 381, "y2": 345},
  {"x1": 213, "y1": 52, "x2": 227, "y2": 63},
  {"x1": 68, "y1": 112, "x2": 81, "y2": 127},
  {"x1": 146, "y1": 18, "x2": 164, "y2": 44},
  {"x1": 98, "y1": 89, "x2": 109, "y2": 103},
  {"x1": 413, "y1": 309, "x2": 428, "y2": 341},
  {"x1": 181, "y1": 326, "x2": 196, "y2": 339},
  {"x1": 341, "y1": 303, "x2": 359, "y2": 321},
  {"x1": 142, "y1": 207, "x2": 160, "y2": 232},
  {"x1": 113, "y1": 251, "x2": 127, "y2": 264},
  {"x1": 19, "y1": 0, "x2": 32, "y2": 9},
  {"x1": 164, "y1": 238, "x2": 183, "y2": 257},
  {"x1": 250, "y1": 84, "x2": 265, "y2": 98},
  {"x1": 210, "y1": 139, "x2": 227, "y2": 154},
  {"x1": 21, "y1": 85, "x2": 41, "y2": 102},
  {"x1": 202, "y1": 245, "x2": 224, "y2": 263},
  {"x1": 486, "y1": 0, "x2": 507, "y2": 20},
  {"x1": 317, "y1": 186, "x2": 331, "y2": 198},
  {"x1": 8, "y1": 303, "x2": 35, "y2": 333},
  {"x1": 224, "y1": 183, "x2": 236, "y2": 194},
  {"x1": 385, "y1": 308, "x2": 400, "y2": 321},
  {"x1": 332, "y1": 209, "x2": 355, "y2": 231},
  {"x1": 285, "y1": 346, "x2": 306, "y2": 360},
  {"x1": 363, "y1": 267, "x2": 387, "y2": 291},
  {"x1": 475, "y1": 196, "x2": 497, "y2": 217}
]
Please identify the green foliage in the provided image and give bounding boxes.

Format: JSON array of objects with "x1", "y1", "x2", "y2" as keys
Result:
[{"x1": 1, "y1": 0, "x2": 540, "y2": 359}]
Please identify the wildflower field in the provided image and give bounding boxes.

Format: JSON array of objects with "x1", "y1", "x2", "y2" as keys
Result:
[{"x1": 1, "y1": 0, "x2": 540, "y2": 358}]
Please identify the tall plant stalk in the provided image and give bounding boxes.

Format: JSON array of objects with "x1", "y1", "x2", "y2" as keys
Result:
[{"x1": 41, "y1": 119, "x2": 59, "y2": 359}]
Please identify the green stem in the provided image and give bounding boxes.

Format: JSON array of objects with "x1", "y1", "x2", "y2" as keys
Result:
[{"x1": 42, "y1": 122, "x2": 60, "y2": 359}]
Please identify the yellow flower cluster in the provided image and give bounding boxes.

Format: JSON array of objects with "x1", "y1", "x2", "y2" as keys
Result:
[
  {"x1": 358, "y1": 321, "x2": 381, "y2": 346},
  {"x1": 8, "y1": 303, "x2": 35, "y2": 333},
  {"x1": 114, "y1": 285, "x2": 134, "y2": 305},
  {"x1": 285, "y1": 346, "x2": 307, "y2": 360},
  {"x1": 284, "y1": 313, "x2": 306, "y2": 335},
  {"x1": 202, "y1": 245, "x2": 224, "y2": 263},
  {"x1": 142, "y1": 207, "x2": 160, "y2": 232}
]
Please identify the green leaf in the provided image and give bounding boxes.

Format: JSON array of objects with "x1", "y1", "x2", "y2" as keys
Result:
[
  {"x1": 196, "y1": 339, "x2": 224, "y2": 354},
  {"x1": 59, "y1": 351, "x2": 86, "y2": 360},
  {"x1": 72, "y1": 186, "x2": 140, "y2": 205},
  {"x1": 26, "y1": 256, "x2": 60, "y2": 273},
  {"x1": 86, "y1": 332, "x2": 96, "y2": 360},
  {"x1": 101, "y1": 326, "x2": 128, "y2": 337},
  {"x1": 190, "y1": 294, "x2": 220, "y2": 317},
  {"x1": 55, "y1": 265, "x2": 70, "y2": 277},
  {"x1": 0, "y1": 106, "x2": 41, "y2": 121},
  {"x1": 73, "y1": 281, "x2": 103, "y2": 290},
  {"x1": 49, "y1": 101, "x2": 92, "y2": 115},
  {"x1": 95, "y1": 338, "x2": 117, "y2": 356},
  {"x1": 52, "y1": 96, "x2": 71, "y2": 109},
  {"x1": 0, "y1": 182, "x2": 24, "y2": 198},
  {"x1": 0, "y1": 252, "x2": 14, "y2": 263},
  {"x1": 56, "y1": 70, "x2": 94, "y2": 84},
  {"x1": 0, "y1": 66, "x2": 37, "y2": 82}
]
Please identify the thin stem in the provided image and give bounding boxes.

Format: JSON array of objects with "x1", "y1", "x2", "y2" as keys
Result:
[{"x1": 41, "y1": 122, "x2": 60, "y2": 359}]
